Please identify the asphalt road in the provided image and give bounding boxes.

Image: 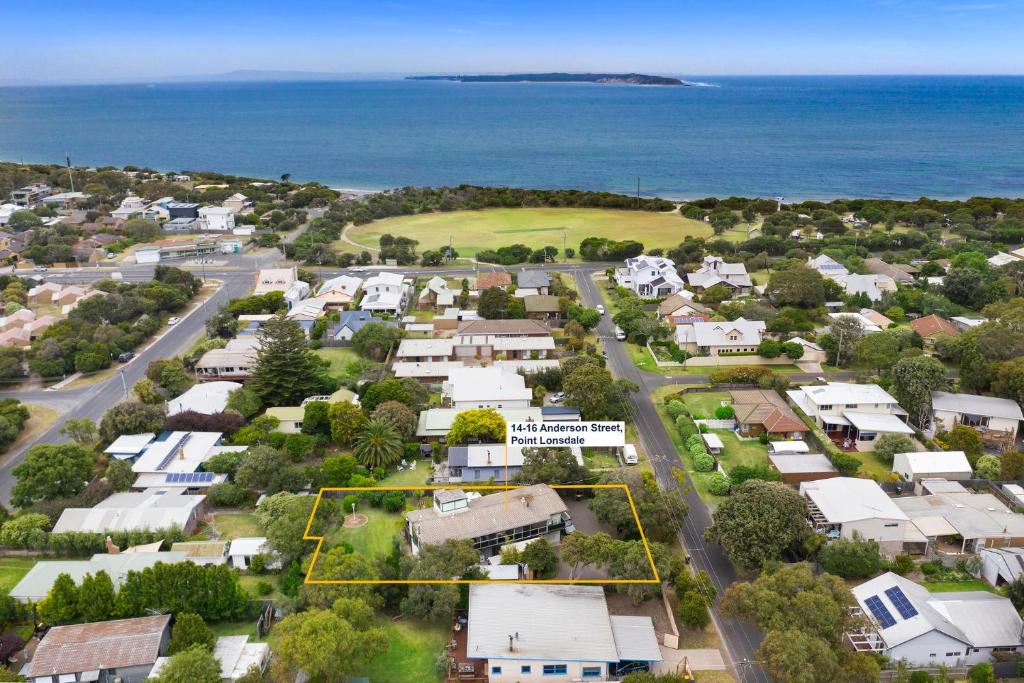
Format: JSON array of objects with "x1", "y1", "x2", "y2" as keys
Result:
[
  {"x1": 0, "y1": 253, "x2": 280, "y2": 504},
  {"x1": 573, "y1": 270, "x2": 771, "y2": 683}
]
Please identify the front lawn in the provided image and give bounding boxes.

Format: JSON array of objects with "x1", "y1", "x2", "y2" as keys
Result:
[
  {"x1": 210, "y1": 512, "x2": 262, "y2": 540},
  {"x1": 0, "y1": 558, "x2": 37, "y2": 592},
  {"x1": 583, "y1": 449, "x2": 621, "y2": 470},
  {"x1": 327, "y1": 507, "x2": 404, "y2": 559},
  {"x1": 920, "y1": 580, "x2": 996, "y2": 594},
  {"x1": 357, "y1": 618, "x2": 449, "y2": 683}
]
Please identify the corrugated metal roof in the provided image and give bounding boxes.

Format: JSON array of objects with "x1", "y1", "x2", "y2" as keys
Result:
[
  {"x1": 609, "y1": 616, "x2": 662, "y2": 662},
  {"x1": 467, "y1": 584, "x2": 619, "y2": 662},
  {"x1": 25, "y1": 615, "x2": 171, "y2": 677}
]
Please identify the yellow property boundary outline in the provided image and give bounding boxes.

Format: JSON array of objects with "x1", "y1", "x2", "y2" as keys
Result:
[{"x1": 302, "y1": 484, "x2": 660, "y2": 585}]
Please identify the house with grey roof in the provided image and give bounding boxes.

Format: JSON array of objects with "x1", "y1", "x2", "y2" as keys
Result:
[
  {"x1": 675, "y1": 317, "x2": 765, "y2": 356},
  {"x1": 464, "y1": 584, "x2": 662, "y2": 681},
  {"x1": 328, "y1": 310, "x2": 385, "y2": 342},
  {"x1": 615, "y1": 255, "x2": 686, "y2": 298},
  {"x1": 686, "y1": 255, "x2": 752, "y2": 295},
  {"x1": 516, "y1": 269, "x2": 551, "y2": 293},
  {"x1": 850, "y1": 572, "x2": 1023, "y2": 667},
  {"x1": 807, "y1": 253, "x2": 849, "y2": 278},
  {"x1": 930, "y1": 390, "x2": 1022, "y2": 449},
  {"x1": 405, "y1": 484, "x2": 571, "y2": 557},
  {"x1": 443, "y1": 443, "x2": 583, "y2": 484},
  {"x1": 11, "y1": 552, "x2": 187, "y2": 603}
]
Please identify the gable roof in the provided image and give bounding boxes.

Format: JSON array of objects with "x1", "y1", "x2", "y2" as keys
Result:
[
  {"x1": 910, "y1": 314, "x2": 959, "y2": 339},
  {"x1": 456, "y1": 319, "x2": 549, "y2": 336},
  {"x1": 658, "y1": 292, "x2": 706, "y2": 316},
  {"x1": 25, "y1": 614, "x2": 171, "y2": 677},
  {"x1": 931, "y1": 391, "x2": 1023, "y2": 421},
  {"x1": 730, "y1": 389, "x2": 809, "y2": 433},
  {"x1": 690, "y1": 318, "x2": 765, "y2": 347},
  {"x1": 800, "y1": 477, "x2": 908, "y2": 523},
  {"x1": 517, "y1": 270, "x2": 551, "y2": 289},
  {"x1": 476, "y1": 271, "x2": 513, "y2": 289},
  {"x1": 865, "y1": 257, "x2": 916, "y2": 283}
]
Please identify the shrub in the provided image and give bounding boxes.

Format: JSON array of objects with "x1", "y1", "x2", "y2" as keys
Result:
[
  {"x1": 382, "y1": 491, "x2": 406, "y2": 513},
  {"x1": 920, "y1": 560, "x2": 942, "y2": 577},
  {"x1": 341, "y1": 494, "x2": 359, "y2": 514},
  {"x1": 889, "y1": 555, "x2": 915, "y2": 576},
  {"x1": 206, "y1": 483, "x2": 252, "y2": 508},
  {"x1": 830, "y1": 451, "x2": 862, "y2": 476},
  {"x1": 693, "y1": 453, "x2": 715, "y2": 472},
  {"x1": 968, "y1": 663, "x2": 995, "y2": 683},
  {"x1": 817, "y1": 536, "x2": 882, "y2": 578},
  {"x1": 708, "y1": 366, "x2": 774, "y2": 385},
  {"x1": 714, "y1": 405, "x2": 735, "y2": 419},
  {"x1": 758, "y1": 433, "x2": 769, "y2": 445},
  {"x1": 256, "y1": 581, "x2": 274, "y2": 596},
  {"x1": 675, "y1": 415, "x2": 697, "y2": 439},
  {"x1": 685, "y1": 434, "x2": 704, "y2": 451},
  {"x1": 666, "y1": 400, "x2": 688, "y2": 419},
  {"x1": 249, "y1": 554, "x2": 267, "y2": 574},
  {"x1": 707, "y1": 473, "x2": 731, "y2": 496}
]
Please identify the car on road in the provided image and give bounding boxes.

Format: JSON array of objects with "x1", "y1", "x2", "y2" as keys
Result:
[
  {"x1": 106, "y1": 252, "x2": 115, "y2": 259},
  {"x1": 595, "y1": 304, "x2": 606, "y2": 315},
  {"x1": 166, "y1": 316, "x2": 181, "y2": 326},
  {"x1": 33, "y1": 266, "x2": 48, "y2": 272},
  {"x1": 117, "y1": 351, "x2": 135, "y2": 363},
  {"x1": 549, "y1": 391, "x2": 565, "y2": 403},
  {"x1": 614, "y1": 325, "x2": 626, "y2": 341}
]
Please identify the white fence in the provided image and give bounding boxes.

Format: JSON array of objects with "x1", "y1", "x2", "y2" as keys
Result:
[{"x1": 695, "y1": 419, "x2": 736, "y2": 430}]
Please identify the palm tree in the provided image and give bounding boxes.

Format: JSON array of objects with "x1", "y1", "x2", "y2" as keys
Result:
[{"x1": 353, "y1": 419, "x2": 403, "y2": 470}]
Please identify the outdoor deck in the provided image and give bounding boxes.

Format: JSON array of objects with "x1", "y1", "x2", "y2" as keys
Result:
[
  {"x1": 825, "y1": 430, "x2": 859, "y2": 452},
  {"x1": 446, "y1": 610, "x2": 487, "y2": 682}
]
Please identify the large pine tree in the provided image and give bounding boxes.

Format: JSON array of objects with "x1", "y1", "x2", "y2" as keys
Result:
[{"x1": 249, "y1": 316, "x2": 327, "y2": 406}]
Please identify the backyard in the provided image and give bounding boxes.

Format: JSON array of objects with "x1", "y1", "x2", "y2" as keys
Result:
[
  {"x1": 210, "y1": 512, "x2": 261, "y2": 540},
  {"x1": 0, "y1": 557, "x2": 37, "y2": 592},
  {"x1": 357, "y1": 618, "x2": 449, "y2": 683},
  {"x1": 325, "y1": 507, "x2": 405, "y2": 560},
  {"x1": 338, "y1": 207, "x2": 710, "y2": 258},
  {"x1": 315, "y1": 346, "x2": 380, "y2": 383}
]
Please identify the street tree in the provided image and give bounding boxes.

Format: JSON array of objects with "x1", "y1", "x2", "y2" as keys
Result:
[{"x1": 12, "y1": 443, "x2": 94, "y2": 508}]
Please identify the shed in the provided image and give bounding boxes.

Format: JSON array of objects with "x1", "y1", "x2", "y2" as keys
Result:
[
  {"x1": 892, "y1": 451, "x2": 972, "y2": 483},
  {"x1": 701, "y1": 433, "x2": 723, "y2": 455},
  {"x1": 768, "y1": 453, "x2": 839, "y2": 485},
  {"x1": 767, "y1": 440, "x2": 809, "y2": 454}
]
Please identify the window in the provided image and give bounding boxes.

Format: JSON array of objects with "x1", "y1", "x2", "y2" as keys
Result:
[
  {"x1": 819, "y1": 404, "x2": 833, "y2": 411},
  {"x1": 582, "y1": 666, "x2": 602, "y2": 678},
  {"x1": 543, "y1": 665, "x2": 568, "y2": 675},
  {"x1": 845, "y1": 403, "x2": 858, "y2": 409},
  {"x1": 859, "y1": 432, "x2": 877, "y2": 442},
  {"x1": 491, "y1": 666, "x2": 503, "y2": 675},
  {"x1": 521, "y1": 665, "x2": 532, "y2": 673}
]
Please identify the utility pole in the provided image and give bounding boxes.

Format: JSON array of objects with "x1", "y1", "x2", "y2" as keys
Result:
[
  {"x1": 119, "y1": 368, "x2": 128, "y2": 400},
  {"x1": 65, "y1": 154, "x2": 75, "y2": 193}
]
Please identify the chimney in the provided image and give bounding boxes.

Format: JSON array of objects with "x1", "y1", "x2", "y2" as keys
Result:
[
  {"x1": 105, "y1": 536, "x2": 121, "y2": 554},
  {"x1": 486, "y1": 449, "x2": 491, "y2": 465},
  {"x1": 508, "y1": 635, "x2": 514, "y2": 652}
]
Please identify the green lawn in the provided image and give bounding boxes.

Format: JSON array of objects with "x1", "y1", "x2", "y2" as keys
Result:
[
  {"x1": 683, "y1": 391, "x2": 731, "y2": 420},
  {"x1": 238, "y1": 574, "x2": 287, "y2": 603},
  {"x1": 327, "y1": 508, "x2": 404, "y2": 559},
  {"x1": 315, "y1": 347, "x2": 377, "y2": 382},
  {"x1": 209, "y1": 620, "x2": 260, "y2": 640},
  {"x1": 0, "y1": 558, "x2": 37, "y2": 592},
  {"x1": 378, "y1": 465, "x2": 432, "y2": 488},
  {"x1": 211, "y1": 512, "x2": 262, "y2": 540},
  {"x1": 583, "y1": 449, "x2": 621, "y2": 469},
  {"x1": 357, "y1": 618, "x2": 448, "y2": 683},
  {"x1": 920, "y1": 580, "x2": 996, "y2": 593},
  {"x1": 339, "y1": 207, "x2": 710, "y2": 258}
]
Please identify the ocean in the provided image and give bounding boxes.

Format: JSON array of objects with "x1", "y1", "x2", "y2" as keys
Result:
[{"x1": 1, "y1": 76, "x2": 1022, "y2": 200}]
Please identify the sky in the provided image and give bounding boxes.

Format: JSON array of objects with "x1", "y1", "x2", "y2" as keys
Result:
[{"x1": 2, "y1": 0, "x2": 1023, "y2": 83}]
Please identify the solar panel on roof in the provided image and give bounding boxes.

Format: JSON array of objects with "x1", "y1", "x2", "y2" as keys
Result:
[
  {"x1": 865, "y1": 595, "x2": 896, "y2": 628},
  {"x1": 884, "y1": 586, "x2": 918, "y2": 619},
  {"x1": 164, "y1": 471, "x2": 215, "y2": 484}
]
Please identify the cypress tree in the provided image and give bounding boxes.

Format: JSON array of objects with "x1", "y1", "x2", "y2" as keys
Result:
[{"x1": 249, "y1": 316, "x2": 326, "y2": 406}]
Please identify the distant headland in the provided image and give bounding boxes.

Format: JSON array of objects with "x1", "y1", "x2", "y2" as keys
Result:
[{"x1": 407, "y1": 72, "x2": 687, "y2": 86}]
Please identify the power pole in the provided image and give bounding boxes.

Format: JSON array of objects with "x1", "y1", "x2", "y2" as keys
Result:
[
  {"x1": 65, "y1": 154, "x2": 75, "y2": 193},
  {"x1": 119, "y1": 369, "x2": 128, "y2": 400}
]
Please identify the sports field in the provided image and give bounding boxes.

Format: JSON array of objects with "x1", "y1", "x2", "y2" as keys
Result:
[{"x1": 337, "y1": 207, "x2": 712, "y2": 257}]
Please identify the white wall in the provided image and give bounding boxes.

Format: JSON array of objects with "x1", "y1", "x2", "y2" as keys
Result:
[
  {"x1": 844, "y1": 518, "x2": 906, "y2": 556},
  {"x1": 890, "y1": 630, "x2": 975, "y2": 668},
  {"x1": 486, "y1": 659, "x2": 610, "y2": 682}
]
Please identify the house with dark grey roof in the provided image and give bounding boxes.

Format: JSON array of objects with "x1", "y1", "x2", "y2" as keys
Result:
[
  {"x1": 930, "y1": 390, "x2": 1022, "y2": 448},
  {"x1": 328, "y1": 310, "x2": 385, "y2": 342}
]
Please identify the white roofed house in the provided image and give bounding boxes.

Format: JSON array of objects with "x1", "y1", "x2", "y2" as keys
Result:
[
  {"x1": 686, "y1": 255, "x2": 753, "y2": 295},
  {"x1": 253, "y1": 267, "x2": 309, "y2": 309},
  {"x1": 419, "y1": 275, "x2": 458, "y2": 310},
  {"x1": 405, "y1": 484, "x2": 571, "y2": 558},
  {"x1": 787, "y1": 382, "x2": 913, "y2": 452},
  {"x1": 395, "y1": 338, "x2": 456, "y2": 363},
  {"x1": 894, "y1": 485, "x2": 1024, "y2": 554},
  {"x1": 930, "y1": 390, "x2": 1022, "y2": 452},
  {"x1": 442, "y1": 443, "x2": 584, "y2": 484},
  {"x1": 459, "y1": 584, "x2": 662, "y2": 682},
  {"x1": 614, "y1": 255, "x2": 686, "y2": 298},
  {"x1": 443, "y1": 366, "x2": 533, "y2": 410},
  {"x1": 167, "y1": 380, "x2": 242, "y2": 415},
  {"x1": 833, "y1": 272, "x2": 897, "y2": 302},
  {"x1": 675, "y1": 317, "x2": 765, "y2": 356},
  {"x1": 126, "y1": 430, "x2": 244, "y2": 490},
  {"x1": 849, "y1": 572, "x2": 1023, "y2": 667},
  {"x1": 828, "y1": 311, "x2": 883, "y2": 334},
  {"x1": 316, "y1": 273, "x2": 363, "y2": 310},
  {"x1": 806, "y1": 253, "x2": 850, "y2": 278},
  {"x1": 360, "y1": 271, "x2": 409, "y2": 314},
  {"x1": 199, "y1": 205, "x2": 236, "y2": 232},
  {"x1": 53, "y1": 488, "x2": 206, "y2": 535},
  {"x1": 194, "y1": 338, "x2": 260, "y2": 381},
  {"x1": 800, "y1": 477, "x2": 909, "y2": 556}
]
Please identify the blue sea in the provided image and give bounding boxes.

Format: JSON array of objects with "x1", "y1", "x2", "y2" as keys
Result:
[{"x1": 1, "y1": 76, "x2": 1022, "y2": 199}]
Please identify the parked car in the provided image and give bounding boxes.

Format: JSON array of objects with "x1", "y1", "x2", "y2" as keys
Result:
[
  {"x1": 622, "y1": 444, "x2": 639, "y2": 465},
  {"x1": 549, "y1": 392, "x2": 565, "y2": 404},
  {"x1": 117, "y1": 351, "x2": 135, "y2": 363},
  {"x1": 596, "y1": 304, "x2": 606, "y2": 315},
  {"x1": 167, "y1": 317, "x2": 181, "y2": 326}
]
